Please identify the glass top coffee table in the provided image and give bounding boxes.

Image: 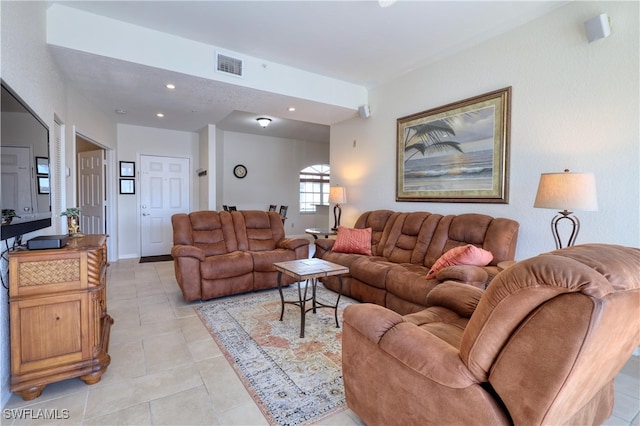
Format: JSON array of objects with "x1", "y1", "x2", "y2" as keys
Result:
[{"x1": 273, "y1": 258, "x2": 348, "y2": 338}]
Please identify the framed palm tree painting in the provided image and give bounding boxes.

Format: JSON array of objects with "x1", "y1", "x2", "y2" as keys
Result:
[{"x1": 396, "y1": 87, "x2": 511, "y2": 203}]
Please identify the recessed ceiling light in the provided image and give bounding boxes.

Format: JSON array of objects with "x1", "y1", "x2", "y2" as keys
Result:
[
  {"x1": 157, "y1": 113, "x2": 165, "y2": 118},
  {"x1": 166, "y1": 84, "x2": 176, "y2": 89},
  {"x1": 115, "y1": 109, "x2": 127, "y2": 115},
  {"x1": 288, "y1": 107, "x2": 296, "y2": 112}
]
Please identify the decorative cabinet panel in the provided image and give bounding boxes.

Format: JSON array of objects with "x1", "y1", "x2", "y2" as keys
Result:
[{"x1": 9, "y1": 235, "x2": 113, "y2": 400}]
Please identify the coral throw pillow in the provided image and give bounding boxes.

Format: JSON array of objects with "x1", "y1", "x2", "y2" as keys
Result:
[
  {"x1": 426, "y1": 244, "x2": 493, "y2": 279},
  {"x1": 332, "y1": 226, "x2": 372, "y2": 255}
]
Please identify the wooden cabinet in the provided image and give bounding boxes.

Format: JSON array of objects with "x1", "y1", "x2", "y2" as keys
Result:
[{"x1": 9, "y1": 235, "x2": 113, "y2": 400}]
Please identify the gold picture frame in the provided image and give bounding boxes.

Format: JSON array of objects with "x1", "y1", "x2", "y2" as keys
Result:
[{"x1": 396, "y1": 87, "x2": 511, "y2": 203}]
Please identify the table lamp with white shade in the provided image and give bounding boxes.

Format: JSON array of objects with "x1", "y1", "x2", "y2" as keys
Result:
[{"x1": 533, "y1": 169, "x2": 598, "y2": 249}]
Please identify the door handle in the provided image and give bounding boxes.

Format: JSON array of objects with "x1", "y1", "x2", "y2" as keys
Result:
[{"x1": 142, "y1": 213, "x2": 150, "y2": 216}]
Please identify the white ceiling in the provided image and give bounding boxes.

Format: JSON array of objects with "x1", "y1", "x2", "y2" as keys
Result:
[{"x1": 48, "y1": 1, "x2": 568, "y2": 142}]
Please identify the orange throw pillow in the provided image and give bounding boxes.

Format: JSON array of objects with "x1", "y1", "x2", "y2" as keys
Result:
[
  {"x1": 331, "y1": 226, "x2": 372, "y2": 255},
  {"x1": 426, "y1": 244, "x2": 493, "y2": 279}
]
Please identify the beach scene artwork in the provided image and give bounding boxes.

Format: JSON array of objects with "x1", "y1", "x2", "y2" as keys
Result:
[
  {"x1": 397, "y1": 87, "x2": 510, "y2": 203},
  {"x1": 402, "y1": 105, "x2": 497, "y2": 193}
]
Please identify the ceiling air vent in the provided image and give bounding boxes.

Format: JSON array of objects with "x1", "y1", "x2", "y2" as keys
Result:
[{"x1": 216, "y1": 53, "x2": 244, "y2": 77}]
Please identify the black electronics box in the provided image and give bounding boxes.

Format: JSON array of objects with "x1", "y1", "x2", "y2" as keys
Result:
[{"x1": 27, "y1": 235, "x2": 69, "y2": 250}]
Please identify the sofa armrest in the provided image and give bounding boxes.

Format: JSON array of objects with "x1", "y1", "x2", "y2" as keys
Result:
[
  {"x1": 170, "y1": 245, "x2": 204, "y2": 302},
  {"x1": 426, "y1": 281, "x2": 484, "y2": 318},
  {"x1": 171, "y1": 244, "x2": 205, "y2": 261},
  {"x1": 313, "y1": 238, "x2": 335, "y2": 258},
  {"x1": 437, "y1": 265, "x2": 489, "y2": 289},
  {"x1": 344, "y1": 303, "x2": 404, "y2": 344},
  {"x1": 344, "y1": 303, "x2": 477, "y2": 388},
  {"x1": 278, "y1": 237, "x2": 310, "y2": 251}
]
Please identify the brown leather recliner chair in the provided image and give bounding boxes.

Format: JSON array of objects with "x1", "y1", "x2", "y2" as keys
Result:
[{"x1": 342, "y1": 244, "x2": 640, "y2": 425}]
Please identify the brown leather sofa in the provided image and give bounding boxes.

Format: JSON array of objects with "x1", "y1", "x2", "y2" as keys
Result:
[
  {"x1": 342, "y1": 244, "x2": 640, "y2": 425},
  {"x1": 171, "y1": 210, "x2": 309, "y2": 301},
  {"x1": 314, "y1": 210, "x2": 519, "y2": 314}
]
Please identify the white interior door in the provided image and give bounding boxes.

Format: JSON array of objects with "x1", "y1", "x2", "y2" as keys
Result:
[
  {"x1": 140, "y1": 155, "x2": 190, "y2": 257},
  {"x1": 78, "y1": 149, "x2": 105, "y2": 234},
  {"x1": 1, "y1": 146, "x2": 35, "y2": 217}
]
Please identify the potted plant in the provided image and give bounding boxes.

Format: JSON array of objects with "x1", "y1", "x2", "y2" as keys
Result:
[
  {"x1": 2, "y1": 209, "x2": 20, "y2": 225},
  {"x1": 61, "y1": 207, "x2": 82, "y2": 236}
]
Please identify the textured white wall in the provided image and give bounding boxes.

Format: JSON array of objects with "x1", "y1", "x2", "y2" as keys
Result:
[
  {"x1": 221, "y1": 131, "x2": 330, "y2": 234},
  {"x1": 0, "y1": 1, "x2": 117, "y2": 409},
  {"x1": 331, "y1": 1, "x2": 639, "y2": 260},
  {"x1": 116, "y1": 124, "x2": 200, "y2": 258}
]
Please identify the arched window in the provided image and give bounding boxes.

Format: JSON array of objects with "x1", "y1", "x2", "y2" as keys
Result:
[{"x1": 299, "y1": 164, "x2": 330, "y2": 212}]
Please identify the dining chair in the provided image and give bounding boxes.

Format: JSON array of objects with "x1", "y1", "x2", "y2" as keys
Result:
[{"x1": 279, "y1": 205, "x2": 288, "y2": 224}]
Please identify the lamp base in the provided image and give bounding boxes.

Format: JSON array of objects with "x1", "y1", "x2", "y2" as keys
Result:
[
  {"x1": 551, "y1": 210, "x2": 580, "y2": 249},
  {"x1": 332, "y1": 204, "x2": 342, "y2": 231}
]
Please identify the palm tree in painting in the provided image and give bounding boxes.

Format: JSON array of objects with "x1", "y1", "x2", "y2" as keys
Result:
[{"x1": 403, "y1": 118, "x2": 463, "y2": 162}]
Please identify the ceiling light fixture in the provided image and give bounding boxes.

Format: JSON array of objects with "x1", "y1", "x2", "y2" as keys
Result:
[
  {"x1": 256, "y1": 117, "x2": 272, "y2": 128},
  {"x1": 157, "y1": 113, "x2": 165, "y2": 118},
  {"x1": 166, "y1": 84, "x2": 176, "y2": 89},
  {"x1": 288, "y1": 107, "x2": 296, "y2": 112},
  {"x1": 115, "y1": 109, "x2": 127, "y2": 115},
  {"x1": 378, "y1": 0, "x2": 397, "y2": 7}
]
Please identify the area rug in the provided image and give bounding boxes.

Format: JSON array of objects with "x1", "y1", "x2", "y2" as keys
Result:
[{"x1": 195, "y1": 284, "x2": 353, "y2": 426}]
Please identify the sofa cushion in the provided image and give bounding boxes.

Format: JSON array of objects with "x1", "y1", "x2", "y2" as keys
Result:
[
  {"x1": 350, "y1": 257, "x2": 396, "y2": 290},
  {"x1": 332, "y1": 226, "x2": 372, "y2": 255},
  {"x1": 386, "y1": 264, "x2": 439, "y2": 314},
  {"x1": 250, "y1": 248, "x2": 297, "y2": 272},
  {"x1": 200, "y1": 251, "x2": 254, "y2": 280},
  {"x1": 187, "y1": 211, "x2": 237, "y2": 255},
  {"x1": 403, "y1": 306, "x2": 470, "y2": 348},
  {"x1": 426, "y1": 244, "x2": 493, "y2": 279},
  {"x1": 382, "y1": 212, "x2": 441, "y2": 264},
  {"x1": 233, "y1": 210, "x2": 284, "y2": 251},
  {"x1": 353, "y1": 210, "x2": 399, "y2": 256}
]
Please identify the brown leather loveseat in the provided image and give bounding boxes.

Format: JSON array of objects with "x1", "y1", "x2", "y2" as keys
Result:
[
  {"x1": 342, "y1": 244, "x2": 640, "y2": 425},
  {"x1": 171, "y1": 210, "x2": 309, "y2": 301},
  {"x1": 314, "y1": 210, "x2": 519, "y2": 314}
]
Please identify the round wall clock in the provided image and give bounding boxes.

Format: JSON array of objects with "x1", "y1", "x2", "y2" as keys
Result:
[{"x1": 233, "y1": 164, "x2": 247, "y2": 179}]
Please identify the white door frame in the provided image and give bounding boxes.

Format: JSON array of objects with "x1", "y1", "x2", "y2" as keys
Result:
[{"x1": 72, "y1": 129, "x2": 116, "y2": 261}]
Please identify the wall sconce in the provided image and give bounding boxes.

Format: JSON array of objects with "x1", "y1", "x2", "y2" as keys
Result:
[
  {"x1": 256, "y1": 117, "x2": 272, "y2": 128},
  {"x1": 329, "y1": 186, "x2": 347, "y2": 230},
  {"x1": 534, "y1": 169, "x2": 598, "y2": 249}
]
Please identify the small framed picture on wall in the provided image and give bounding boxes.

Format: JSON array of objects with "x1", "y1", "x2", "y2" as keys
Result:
[
  {"x1": 36, "y1": 157, "x2": 49, "y2": 175},
  {"x1": 119, "y1": 178, "x2": 135, "y2": 194},
  {"x1": 37, "y1": 176, "x2": 50, "y2": 194},
  {"x1": 120, "y1": 161, "x2": 135, "y2": 177}
]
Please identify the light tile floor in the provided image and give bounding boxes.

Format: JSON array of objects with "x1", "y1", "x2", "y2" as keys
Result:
[{"x1": 2, "y1": 257, "x2": 639, "y2": 425}]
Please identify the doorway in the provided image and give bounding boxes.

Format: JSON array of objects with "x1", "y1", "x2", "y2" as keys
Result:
[
  {"x1": 1, "y1": 146, "x2": 37, "y2": 218},
  {"x1": 76, "y1": 135, "x2": 106, "y2": 235},
  {"x1": 139, "y1": 154, "x2": 190, "y2": 257}
]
